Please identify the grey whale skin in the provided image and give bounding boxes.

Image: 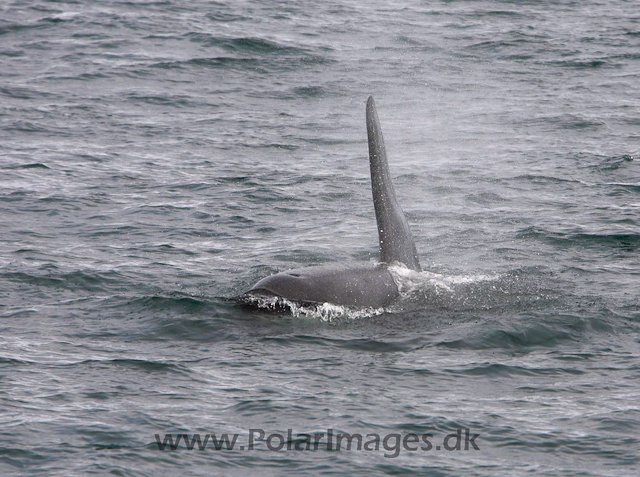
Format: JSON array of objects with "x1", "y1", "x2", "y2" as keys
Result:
[{"x1": 243, "y1": 97, "x2": 421, "y2": 308}]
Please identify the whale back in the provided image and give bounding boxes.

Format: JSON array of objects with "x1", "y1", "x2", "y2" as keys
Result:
[
  {"x1": 366, "y1": 96, "x2": 421, "y2": 271},
  {"x1": 246, "y1": 263, "x2": 399, "y2": 308}
]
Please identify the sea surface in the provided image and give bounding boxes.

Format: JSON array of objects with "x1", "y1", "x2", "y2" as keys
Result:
[{"x1": 1, "y1": 1, "x2": 639, "y2": 475}]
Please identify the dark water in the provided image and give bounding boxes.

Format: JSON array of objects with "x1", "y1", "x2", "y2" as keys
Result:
[{"x1": 1, "y1": 1, "x2": 639, "y2": 475}]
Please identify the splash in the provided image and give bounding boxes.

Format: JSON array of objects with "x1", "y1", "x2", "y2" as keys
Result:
[
  {"x1": 239, "y1": 293, "x2": 384, "y2": 322},
  {"x1": 387, "y1": 263, "x2": 503, "y2": 311},
  {"x1": 388, "y1": 263, "x2": 499, "y2": 295}
]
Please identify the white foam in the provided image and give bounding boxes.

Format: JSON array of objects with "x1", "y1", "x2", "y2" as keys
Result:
[
  {"x1": 242, "y1": 294, "x2": 384, "y2": 322},
  {"x1": 388, "y1": 263, "x2": 499, "y2": 297},
  {"x1": 288, "y1": 301, "x2": 385, "y2": 322}
]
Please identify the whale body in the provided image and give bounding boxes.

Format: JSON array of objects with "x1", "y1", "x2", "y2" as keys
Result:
[{"x1": 242, "y1": 96, "x2": 420, "y2": 309}]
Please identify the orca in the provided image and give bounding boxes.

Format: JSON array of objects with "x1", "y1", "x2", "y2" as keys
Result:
[{"x1": 241, "y1": 96, "x2": 420, "y2": 309}]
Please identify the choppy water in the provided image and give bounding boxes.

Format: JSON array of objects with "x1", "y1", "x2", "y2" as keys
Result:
[{"x1": 1, "y1": 1, "x2": 639, "y2": 475}]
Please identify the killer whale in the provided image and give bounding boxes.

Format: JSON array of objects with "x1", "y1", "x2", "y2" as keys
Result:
[{"x1": 242, "y1": 96, "x2": 420, "y2": 309}]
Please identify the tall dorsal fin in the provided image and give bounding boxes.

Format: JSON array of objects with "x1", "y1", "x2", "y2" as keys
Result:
[{"x1": 366, "y1": 96, "x2": 421, "y2": 271}]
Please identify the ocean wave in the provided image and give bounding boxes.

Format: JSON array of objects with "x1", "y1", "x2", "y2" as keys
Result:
[{"x1": 518, "y1": 227, "x2": 640, "y2": 249}]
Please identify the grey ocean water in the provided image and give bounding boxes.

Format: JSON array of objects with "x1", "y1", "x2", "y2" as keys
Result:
[{"x1": 1, "y1": 0, "x2": 639, "y2": 475}]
